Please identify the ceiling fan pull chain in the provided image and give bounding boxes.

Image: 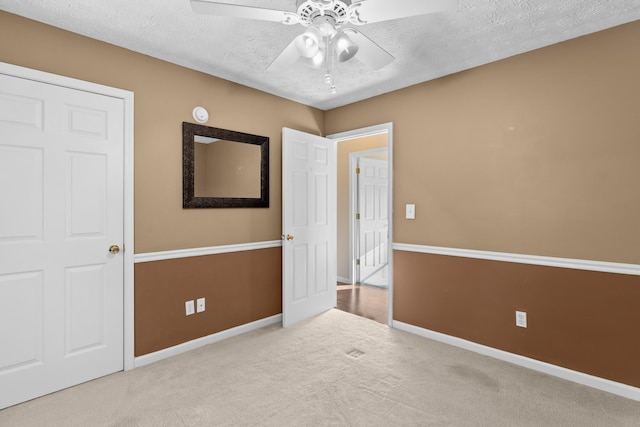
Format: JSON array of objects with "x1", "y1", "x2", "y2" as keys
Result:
[{"x1": 325, "y1": 35, "x2": 337, "y2": 95}]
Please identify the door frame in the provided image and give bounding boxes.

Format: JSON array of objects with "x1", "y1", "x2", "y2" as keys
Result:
[
  {"x1": 350, "y1": 147, "x2": 389, "y2": 285},
  {"x1": 0, "y1": 61, "x2": 136, "y2": 370},
  {"x1": 327, "y1": 123, "x2": 393, "y2": 326}
]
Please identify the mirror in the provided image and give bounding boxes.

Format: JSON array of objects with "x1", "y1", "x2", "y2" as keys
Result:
[{"x1": 183, "y1": 122, "x2": 269, "y2": 208}]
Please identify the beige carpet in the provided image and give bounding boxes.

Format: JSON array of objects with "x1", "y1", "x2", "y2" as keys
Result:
[{"x1": 2, "y1": 309, "x2": 640, "y2": 426}]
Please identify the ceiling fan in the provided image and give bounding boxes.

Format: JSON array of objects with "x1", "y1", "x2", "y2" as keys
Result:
[{"x1": 191, "y1": 0, "x2": 456, "y2": 93}]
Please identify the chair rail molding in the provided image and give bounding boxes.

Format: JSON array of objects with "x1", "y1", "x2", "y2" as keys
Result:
[
  {"x1": 393, "y1": 243, "x2": 640, "y2": 276},
  {"x1": 135, "y1": 240, "x2": 283, "y2": 263}
]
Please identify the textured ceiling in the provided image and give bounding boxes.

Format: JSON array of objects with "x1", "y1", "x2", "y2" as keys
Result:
[{"x1": 1, "y1": 0, "x2": 639, "y2": 110}]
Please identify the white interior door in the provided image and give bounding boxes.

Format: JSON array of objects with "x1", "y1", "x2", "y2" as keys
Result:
[
  {"x1": 0, "y1": 73, "x2": 124, "y2": 409},
  {"x1": 282, "y1": 128, "x2": 336, "y2": 327},
  {"x1": 357, "y1": 157, "x2": 389, "y2": 284}
]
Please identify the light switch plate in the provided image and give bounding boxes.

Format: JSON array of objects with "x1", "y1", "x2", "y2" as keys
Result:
[
  {"x1": 196, "y1": 297, "x2": 205, "y2": 313},
  {"x1": 406, "y1": 204, "x2": 416, "y2": 220}
]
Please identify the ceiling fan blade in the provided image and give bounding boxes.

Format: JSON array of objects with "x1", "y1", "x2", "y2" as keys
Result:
[
  {"x1": 343, "y1": 29, "x2": 394, "y2": 70},
  {"x1": 190, "y1": 0, "x2": 300, "y2": 25},
  {"x1": 348, "y1": 0, "x2": 456, "y2": 24},
  {"x1": 267, "y1": 38, "x2": 302, "y2": 72}
]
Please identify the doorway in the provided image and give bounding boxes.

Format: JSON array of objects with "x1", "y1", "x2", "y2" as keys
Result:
[{"x1": 327, "y1": 123, "x2": 393, "y2": 325}]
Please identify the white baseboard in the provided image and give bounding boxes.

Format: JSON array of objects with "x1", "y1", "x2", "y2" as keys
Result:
[
  {"x1": 135, "y1": 314, "x2": 282, "y2": 368},
  {"x1": 337, "y1": 276, "x2": 351, "y2": 284},
  {"x1": 392, "y1": 320, "x2": 640, "y2": 402}
]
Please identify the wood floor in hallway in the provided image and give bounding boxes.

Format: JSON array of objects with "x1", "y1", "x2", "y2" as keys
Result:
[{"x1": 336, "y1": 283, "x2": 388, "y2": 324}]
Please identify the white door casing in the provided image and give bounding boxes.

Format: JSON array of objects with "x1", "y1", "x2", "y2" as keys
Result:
[
  {"x1": 357, "y1": 156, "x2": 389, "y2": 284},
  {"x1": 328, "y1": 123, "x2": 393, "y2": 325},
  {"x1": 282, "y1": 128, "x2": 336, "y2": 327},
  {"x1": 0, "y1": 68, "x2": 130, "y2": 409}
]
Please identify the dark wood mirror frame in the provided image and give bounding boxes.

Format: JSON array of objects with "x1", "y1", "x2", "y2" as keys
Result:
[{"x1": 182, "y1": 122, "x2": 269, "y2": 208}]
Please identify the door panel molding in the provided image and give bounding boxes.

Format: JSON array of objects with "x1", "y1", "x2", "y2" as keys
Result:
[
  {"x1": 356, "y1": 155, "x2": 389, "y2": 285},
  {"x1": 282, "y1": 128, "x2": 337, "y2": 327},
  {"x1": 0, "y1": 61, "x2": 135, "y2": 372}
]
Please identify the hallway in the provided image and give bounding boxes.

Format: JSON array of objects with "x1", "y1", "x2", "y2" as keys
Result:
[{"x1": 336, "y1": 283, "x2": 388, "y2": 324}]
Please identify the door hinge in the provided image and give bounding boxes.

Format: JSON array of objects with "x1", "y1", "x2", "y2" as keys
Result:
[
  {"x1": 356, "y1": 213, "x2": 360, "y2": 220},
  {"x1": 356, "y1": 167, "x2": 360, "y2": 174},
  {"x1": 356, "y1": 259, "x2": 360, "y2": 265}
]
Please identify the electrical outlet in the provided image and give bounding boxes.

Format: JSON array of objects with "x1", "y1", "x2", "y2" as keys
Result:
[
  {"x1": 196, "y1": 297, "x2": 205, "y2": 313},
  {"x1": 185, "y1": 300, "x2": 195, "y2": 316},
  {"x1": 515, "y1": 311, "x2": 527, "y2": 328}
]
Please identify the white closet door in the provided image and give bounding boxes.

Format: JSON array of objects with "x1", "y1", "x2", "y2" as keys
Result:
[{"x1": 0, "y1": 73, "x2": 124, "y2": 409}]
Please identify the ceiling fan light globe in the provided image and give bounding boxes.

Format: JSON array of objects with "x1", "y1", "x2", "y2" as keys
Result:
[
  {"x1": 334, "y1": 32, "x2": 359, "y2": 62},
  {"x1": 309, "y1": 48, "x2": 326, "y2": 68},
  {"x1": 296, "y1": 28, "x2": 321, "y2": 58},
  {"x1": 318, "y1": 20, "x2": 338, "y2": 37}
]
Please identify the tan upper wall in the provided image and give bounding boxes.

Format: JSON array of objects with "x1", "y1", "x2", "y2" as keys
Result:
[
  {"x1": 326, "y1": 21, "x2": 640, "y2": 264},
  {"x1": 3, "y1": 11, "x2": 639, "y2": 263},
  {"x1": 0, "y1": 11, "x2": 324, "y2": 253}
]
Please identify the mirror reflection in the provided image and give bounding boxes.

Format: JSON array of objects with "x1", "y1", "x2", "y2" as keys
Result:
[
  {"x1": 194, "y1": 136, "x2": 261, "y2": 198},
  {"x1": 183, "y1": 122, "x2": 269, "y2": 208}
]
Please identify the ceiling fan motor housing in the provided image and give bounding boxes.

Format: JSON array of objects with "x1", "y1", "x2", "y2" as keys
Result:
[{"x1": 296, "y1": 0, "x2": 351, "y2": 27}]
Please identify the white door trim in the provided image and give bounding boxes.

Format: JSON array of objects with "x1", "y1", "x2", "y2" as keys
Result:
[
  {"x1": 327, "y1": 123, "x2": 393, "y2": 326},
  {"x1": 0, "y1": 61, "x2": 135, "y2": 371}
]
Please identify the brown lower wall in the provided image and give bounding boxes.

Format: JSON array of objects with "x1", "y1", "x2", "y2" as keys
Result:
[
  {"x1": 134, "y1": 245, "x2": 640, "y2": 389},
  {"x1": 394, "y1": 250, "x2": 640, "y2": 388},
  {"x1": 134, "y1": 247, "x2": 282, "y2": 356}
]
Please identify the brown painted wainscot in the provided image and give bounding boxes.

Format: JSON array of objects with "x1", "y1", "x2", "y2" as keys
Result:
[
  {"x1": 134, "y1": 247, "x2": 282, "y2": 356},
  {"x1": 393, "y1": 250, "x2": 640, "y2": 388}
]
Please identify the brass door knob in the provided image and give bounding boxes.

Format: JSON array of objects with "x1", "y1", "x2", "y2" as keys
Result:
[
  {"x1": 286, "y1": 234, "x2": 295, "y2": 241},
  {"x1": 109, "y1": 245, "x2": 121, "y2": 254}
]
